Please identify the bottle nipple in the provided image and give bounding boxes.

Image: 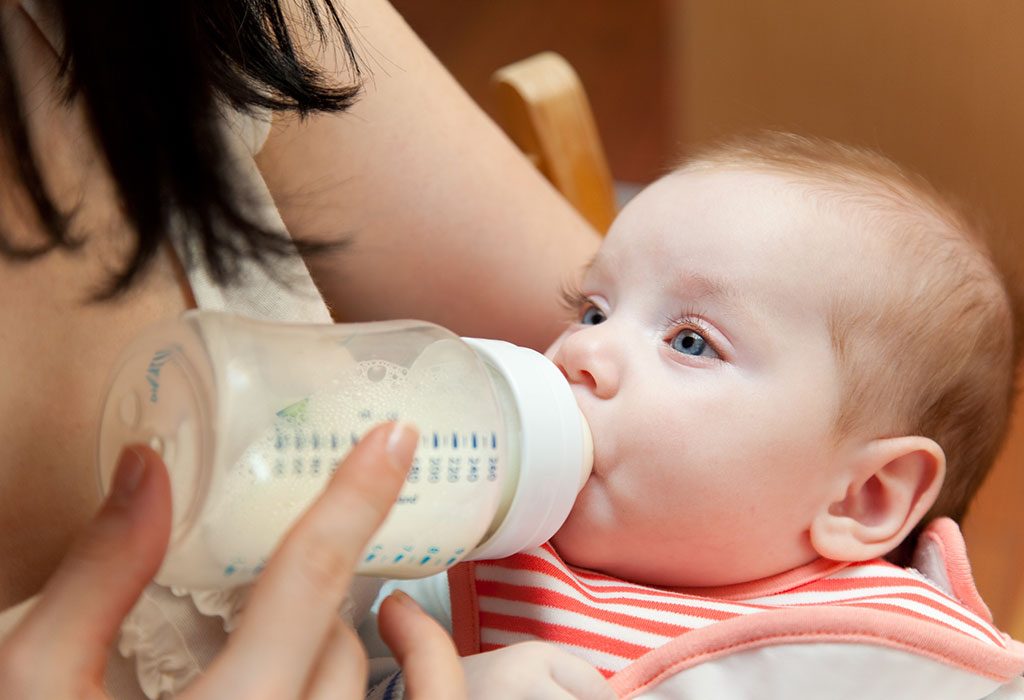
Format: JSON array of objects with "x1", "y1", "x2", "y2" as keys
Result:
[{"x1": 577, "y1": 411, "x2": 594, "y2": 492}]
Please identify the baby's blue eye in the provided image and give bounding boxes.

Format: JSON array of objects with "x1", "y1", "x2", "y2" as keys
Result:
[
  {"x1": 581, "y1": 306, "x2": 606, "y2": 325},
  {"x1": 670, "y1": 329, "x2": 718, "y2": 358}
]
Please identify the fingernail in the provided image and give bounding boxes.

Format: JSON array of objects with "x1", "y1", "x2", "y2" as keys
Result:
[
  {"x1": 385, "y1": 422, "x2": 419, "y2": 474},
  {"x1": 389, "y1": 589, "x2": 422, "y2": 611},
  {"x1": 110, "y1": 446, "x2": 147, "y2": 507}
]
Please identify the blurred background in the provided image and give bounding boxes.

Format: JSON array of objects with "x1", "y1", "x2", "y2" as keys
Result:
[{"x1": 390, "y1": 1, "x2": 1024, "y2": 635}]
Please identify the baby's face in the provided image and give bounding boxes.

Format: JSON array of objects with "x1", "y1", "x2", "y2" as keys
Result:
[{"x1": 548, "y1": 168, "x2": 871, "y2": 588}]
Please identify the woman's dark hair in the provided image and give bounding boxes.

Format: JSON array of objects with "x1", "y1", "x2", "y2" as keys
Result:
[{"x1": 0, "y1": 0, "x2": 360, "y2": 296}]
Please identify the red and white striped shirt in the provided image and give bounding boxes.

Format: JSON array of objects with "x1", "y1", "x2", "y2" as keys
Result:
[{"x1": 449, "y1": 541, "x2": 1009, "y2": 679}]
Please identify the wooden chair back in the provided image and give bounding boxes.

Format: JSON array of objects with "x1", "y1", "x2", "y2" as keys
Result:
[{"x1": 491, "y1": 52, "x2": 617, "y2": 234}]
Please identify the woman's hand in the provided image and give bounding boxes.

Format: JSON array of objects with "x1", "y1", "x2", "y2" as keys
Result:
[
  {"x1": 460, "y1": 641, "x2": 615, "y2": 699},
  {"x1": 0, "y1": 422, "x2": 466, "y2": 699}
]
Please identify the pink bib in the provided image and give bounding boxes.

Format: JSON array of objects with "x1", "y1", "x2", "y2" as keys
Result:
[{"x1": 448, "y1": 519, "x2": 1024, "y2": 698}]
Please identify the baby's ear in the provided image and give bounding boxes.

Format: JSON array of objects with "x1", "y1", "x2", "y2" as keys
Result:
[{"x1": 809, "y1": 437, "x2": 945, "y2": 562}]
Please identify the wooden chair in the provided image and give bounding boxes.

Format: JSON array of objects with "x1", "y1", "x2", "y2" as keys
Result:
[{"x1": 490, "y1": 52, "x2": 617, "y2": 234}]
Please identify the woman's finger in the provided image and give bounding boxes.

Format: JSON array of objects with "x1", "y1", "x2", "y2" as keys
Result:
[
  {"x1": 0, "y1": 446, "x2": 171, "y2": 683},
  {"x1": 211, "y1": 422, "x2": 417, "y2": 698},
  {"x1": 303, "y1": 620, "x2": 368, "y2": 700},
  {"x1": 378, "y1": 590, "x2": 466, "y2": 700}
]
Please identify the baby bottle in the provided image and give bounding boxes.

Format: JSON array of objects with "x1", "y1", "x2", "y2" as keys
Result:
[{"x1": 97, "y1": 311, "x2": 591, "y2": 590}]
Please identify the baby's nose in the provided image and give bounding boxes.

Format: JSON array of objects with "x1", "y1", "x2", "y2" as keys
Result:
[{"x1": 553, "y1": 328, "x2": 621, "y2": 399}]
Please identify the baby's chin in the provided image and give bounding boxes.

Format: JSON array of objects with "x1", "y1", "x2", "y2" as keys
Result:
[
  {"x1": 550, "y1": 496, "x2": 753, "y2": 587},
  {"x1": 551, "y1": 478, "x2": 749, "y2": 586},
  {"x1": 553, "y1": 514, "x2": 824, "y2": 589},
  {"x1": 549, "y1": 479, "x2": 668, "y2": 582},
  {"x1": 551, "y1": 527, "x2": 687, "y2": 587},
  {"x1": 552, "y1": 530, "x2": 722, "y2": 588},
  {"x1": 550, "y1": 525, "x2": 607, "y2": 573},
  {"x1": 550, "y1": 504, "x2": 641, "y2": 580}
]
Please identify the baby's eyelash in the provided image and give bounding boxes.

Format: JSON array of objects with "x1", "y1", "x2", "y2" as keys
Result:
[
  {"x1": 660, "y1": 306, "x2": 710, "y2": 332},
  {"x1": 559, "y1": 282, "x2": 591, "y2": 315}
]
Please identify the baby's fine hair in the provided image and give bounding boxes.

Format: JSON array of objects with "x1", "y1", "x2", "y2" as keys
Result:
[{"x1": 678, "y1": 131, "x2": 1019, "y2": 543}]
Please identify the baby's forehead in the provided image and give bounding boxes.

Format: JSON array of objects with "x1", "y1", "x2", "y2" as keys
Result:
[
  {"x1": 666, "y1": 165, "x2": 942, "y2": 269},
  {"x1": 620, "y1": 166, "x2": 908, "y2": 267},
  {"x1": 607, "y1": 166, "x2": 953, "y2": 330}
]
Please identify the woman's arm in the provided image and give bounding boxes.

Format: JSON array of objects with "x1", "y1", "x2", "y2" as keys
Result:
[{"x1": 255, "y1": 0, "x2": 600, "y2": 351}]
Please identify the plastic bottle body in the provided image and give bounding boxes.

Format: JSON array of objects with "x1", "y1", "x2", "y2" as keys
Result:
[{"x1": 98, "y1": 311, "x2": 590, "y2": 589}]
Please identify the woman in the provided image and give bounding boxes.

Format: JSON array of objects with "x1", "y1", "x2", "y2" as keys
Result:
[{"x1": 0, "y1": 0, "x2": 599, "y2": 696}]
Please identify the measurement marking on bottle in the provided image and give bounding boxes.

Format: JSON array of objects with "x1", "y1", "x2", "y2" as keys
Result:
[
  {"x1": 445, "y1": 547, "x2": 465, "y2": 567},
  {"x1": 269, "y1": 429, "x2": 500, "y2": 453},
  {"x1": 260, "y1": 424, "x2": 505, "y2": 489}
]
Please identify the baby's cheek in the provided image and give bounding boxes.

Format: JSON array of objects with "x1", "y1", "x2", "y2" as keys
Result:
[{"x1": 557, "y1": 479, "x2": 604, "y2": 536}]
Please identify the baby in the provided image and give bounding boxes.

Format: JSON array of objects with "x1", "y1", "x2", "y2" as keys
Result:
[
  {"x1": 550, "y1": 131, "x2": 1014, "y2": 587},
  {"x1": 368, "y1": 132, "x2": 1023, "y2": 699}
]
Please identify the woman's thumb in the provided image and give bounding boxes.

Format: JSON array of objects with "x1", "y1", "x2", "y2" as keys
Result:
[{"x1": 8, "y1": 445, "x2": 172, "y2": 678}]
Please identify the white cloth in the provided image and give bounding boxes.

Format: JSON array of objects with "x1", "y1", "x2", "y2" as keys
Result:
[{"x1": 173, "y1": 105, "x2": 334, "y2": 325}]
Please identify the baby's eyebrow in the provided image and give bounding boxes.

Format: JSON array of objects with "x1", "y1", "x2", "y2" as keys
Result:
[
  {"x1": 679, "y1": 272, "x2": 735, "y2": 302},
  {"x1": 674, "y1": 272, "x2": 765, "y2": 327}
]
